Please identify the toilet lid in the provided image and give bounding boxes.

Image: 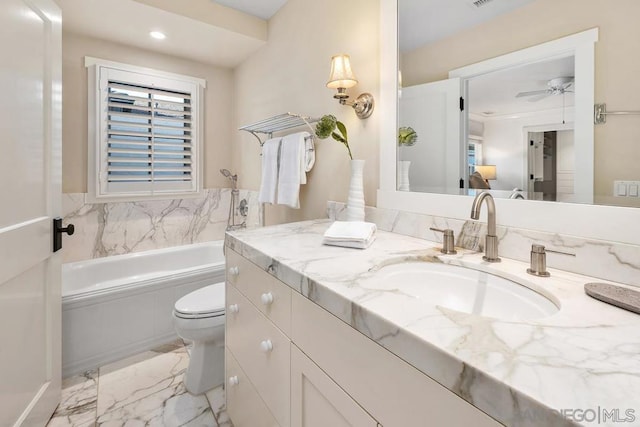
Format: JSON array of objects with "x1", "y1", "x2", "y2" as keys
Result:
[{"x1": 174, "y1": 282, "x2": 225, "y2": 317}]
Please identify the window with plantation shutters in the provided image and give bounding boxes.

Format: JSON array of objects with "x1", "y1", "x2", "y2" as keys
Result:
[{"x1": 86, "y1": 58, "x2": 205, "y2": 201}]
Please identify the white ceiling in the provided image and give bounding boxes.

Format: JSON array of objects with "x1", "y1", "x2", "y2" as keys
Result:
[
  {"x1": 211, "y1": 0, "x2": 287, "y2": 20},
  {"x1": 468, "y1": 55, "x2": 575, "y2": 117},
  {"x1": 58, "y1": 0, "x2": 267, "y2": 68},
  {"x1": 399, "y1": 0, "x2": 536, "y2": 52}
]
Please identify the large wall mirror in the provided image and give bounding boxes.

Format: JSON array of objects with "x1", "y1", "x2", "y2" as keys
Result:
[{"x1": 396, "y1": 0, "x2": 640, "y2": 209}]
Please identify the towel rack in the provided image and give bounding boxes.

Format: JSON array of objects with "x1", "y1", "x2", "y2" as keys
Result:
[
  {"x1": 594, "y1": 103, "x2": 640, "y2": 124},
  {"x1": 239, "y1": 112, "x2": 320, "y2": 145},
  {"x1": 239, "y1": 113, "x2": 320, "y2": 227}
]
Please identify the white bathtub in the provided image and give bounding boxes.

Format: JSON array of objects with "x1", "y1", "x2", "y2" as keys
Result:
[{"x1": 62, "y1": 241, "x2": 225, "y2": 378}]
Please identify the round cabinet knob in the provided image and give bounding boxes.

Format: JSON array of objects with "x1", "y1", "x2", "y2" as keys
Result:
[
  {"x1": 228, "y1": 304, "x2": 239, "y2": 313},
  {"x1": 228, "y1": 376, "x2": 239, "y2": 386},
  {"x1": 260, "y1": 292, "x2": 274, "y2": 306},
  {"x1": 228, "y1": 266, "x2": 239, "y2": 277},
  {"x1": 260, "y1": 340, "x2": 273, "y2": 353}
]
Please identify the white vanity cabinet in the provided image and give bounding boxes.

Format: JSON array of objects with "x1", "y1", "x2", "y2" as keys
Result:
[{"x1": 225, "y1": 249, "x2": 502, "y2": 427}]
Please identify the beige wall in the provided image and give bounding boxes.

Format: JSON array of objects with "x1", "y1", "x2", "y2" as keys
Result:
[
  {"x1": 401, "y1": 0, "x2": 640, "y2": 207},
  {"x1": 62, "y1": 31, "x2": 234, "y2": 193},
  {"x1": 233, "y1": 0, "x2": 381, "y2": 225}
]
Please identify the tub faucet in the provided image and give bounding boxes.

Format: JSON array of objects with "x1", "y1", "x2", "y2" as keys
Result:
[{"x1": 470, "y1": 191, "x2": 501, "y2": 262}]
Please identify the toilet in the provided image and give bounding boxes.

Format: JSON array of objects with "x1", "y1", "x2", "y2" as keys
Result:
[{"x1": 172, "y1": 282, "x2": 225, "y2": 395}]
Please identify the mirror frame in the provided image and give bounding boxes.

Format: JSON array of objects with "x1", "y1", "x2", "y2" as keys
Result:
[{"x1": 378, "y1": 0, "x2": 640, "y2": 246}]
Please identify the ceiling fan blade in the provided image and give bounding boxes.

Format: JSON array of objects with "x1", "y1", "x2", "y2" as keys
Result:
[
  {"x1": 527, "y1": 93, "x2": 552, "y2": 102},
  {"x1": 516, "y1": 90, "x2": 548, "y2": 98}
]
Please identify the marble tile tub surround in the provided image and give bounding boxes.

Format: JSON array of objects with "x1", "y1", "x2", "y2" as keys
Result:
[
  {"x1": 226, "y1": 220, "x2": 640, "y2": 427},
  {"x1": 327, "y1": 201, "x2": 640, "y2": 288},
  {"x1": 61, "y1": 189, "x2": 261, "y2": 264}
]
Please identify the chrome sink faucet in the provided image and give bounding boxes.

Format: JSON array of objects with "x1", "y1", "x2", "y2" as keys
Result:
[{"x1": 470, "y1": 191, "x2": 501, "y2": 262}]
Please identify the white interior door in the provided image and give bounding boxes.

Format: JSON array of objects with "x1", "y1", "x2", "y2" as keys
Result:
[
  {"x1": 0, "y1": 0, "x2": 62, "y2": 425},
  {"x1": 398, "y1": 78, "x2": 462, "y2": 193}
]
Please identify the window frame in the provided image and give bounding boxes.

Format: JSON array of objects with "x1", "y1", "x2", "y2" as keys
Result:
[{"x1": 85, "y1": 57, "x2": 206, "y2": 203}]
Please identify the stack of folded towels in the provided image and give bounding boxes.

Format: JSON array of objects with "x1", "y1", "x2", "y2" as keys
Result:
[{"x1": 322, "y1": 221, "x2": 377, "y2": 249}]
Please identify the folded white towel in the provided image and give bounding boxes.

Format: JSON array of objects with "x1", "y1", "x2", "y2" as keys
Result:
[
  {"x1": 277, "y1": 132, "x2": 308, "y2": 209},
  {"x1": 322, "y1": 221, "x2": 377, "y2": 249},
  {"x1": 258, "y1": 137, "x2": 282, "y2": 204}
]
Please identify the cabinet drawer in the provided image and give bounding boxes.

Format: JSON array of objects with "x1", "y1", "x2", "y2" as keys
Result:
[
  {"x1": 226, "y1": 284, "x2": 291, "y2": 427},
  {"x1": 227, "y1": 249, "x2": 292, "y2": 335},
  {"x1": 226, "y1": 348, "x2": 280, "y2": 427},
  {"x1": 291, "y1": 293, "x2": 503, "y2": 427}
]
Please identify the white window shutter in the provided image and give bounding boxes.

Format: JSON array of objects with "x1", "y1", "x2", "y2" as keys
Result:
[{"x1": 87, "y1": 59, "x2": 205, "y2": 201}]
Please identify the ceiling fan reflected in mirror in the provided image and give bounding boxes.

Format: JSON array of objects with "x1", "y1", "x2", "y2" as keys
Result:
[{"x1": 515, "y1": 76, "x2": 574, "y2": 102}]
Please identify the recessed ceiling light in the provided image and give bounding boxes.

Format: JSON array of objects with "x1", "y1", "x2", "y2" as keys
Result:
[{"x1": 150, "y1": 31, "x2": 166, "y2": 40}]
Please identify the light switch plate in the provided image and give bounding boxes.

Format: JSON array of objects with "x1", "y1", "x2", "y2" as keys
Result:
[{"x1": 614, "y1": 180, "x2": 640, "y2": 197}]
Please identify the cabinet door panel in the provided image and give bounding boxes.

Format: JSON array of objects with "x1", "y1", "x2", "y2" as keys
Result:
[{"x1": 291, "y1": 345, "x2": 378, "y2": 427}]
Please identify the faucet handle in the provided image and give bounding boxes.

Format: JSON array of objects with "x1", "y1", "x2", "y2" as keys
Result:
[
  {"x1": 527, "y1": 244, "x2": 576, "y2": 277},
  {"x1": 429, "y1": 228, "x2": 457, "y2": 254}
]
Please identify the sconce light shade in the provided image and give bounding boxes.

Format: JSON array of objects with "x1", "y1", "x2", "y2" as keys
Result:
[
  {"x1": 326, "y1": 53, "x2": 374, "y2": 119},
  {"x1": 476, "y1": 165, "x2": 497, "y2": 181},
  {"x1": 327, "y1": 54, "x2": 358, "y2": 89}
]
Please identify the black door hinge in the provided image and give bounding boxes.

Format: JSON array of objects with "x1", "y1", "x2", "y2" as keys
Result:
[{"x1": 460, "y1": 97, "x2": 465, "y2": 111}]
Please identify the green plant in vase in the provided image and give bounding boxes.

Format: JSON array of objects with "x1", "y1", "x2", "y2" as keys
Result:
[{"x1": 315, "y1": 115, "x2": 353, "y2": 159}]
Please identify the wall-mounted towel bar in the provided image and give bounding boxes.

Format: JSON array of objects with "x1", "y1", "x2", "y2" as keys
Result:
[
  {"x1": 239, "y1": 113, "x2": 320, "y2": 227},
  {"x1": 239, "y1": 112, "x2": 320, "y2": 145},
  {"x1": 594, "y1": 103, "x2": 640, "y2": 124}
]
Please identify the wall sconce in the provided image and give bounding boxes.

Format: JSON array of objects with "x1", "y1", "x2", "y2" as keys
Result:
[
  {"x1": 475, "y1": 165, "x2": 497, "y2": 185},
  {"x1": 326, "y1": 54, "x2": 374, "y2": 119}
]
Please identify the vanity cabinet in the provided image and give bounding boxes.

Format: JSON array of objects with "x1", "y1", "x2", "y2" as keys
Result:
[{"x1": 225, "y1": 249, "x2": 502, "y2": 427}]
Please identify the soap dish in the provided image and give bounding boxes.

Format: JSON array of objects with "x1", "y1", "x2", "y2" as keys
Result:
[{"x1": 584, "y1": 283, "x2": 640, "y2": 315}]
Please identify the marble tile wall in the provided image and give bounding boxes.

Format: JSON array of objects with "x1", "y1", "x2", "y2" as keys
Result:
[
  {"x1": 62, "y1": 189, "x2": 261, "y2": 264},
  {"x1": 327, "y1": 201, "x2": 640, "y2": 288}
]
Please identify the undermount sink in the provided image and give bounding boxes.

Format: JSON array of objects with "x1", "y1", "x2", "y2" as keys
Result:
[{"x1": 362, "y1": 262, "x2": 558, "y2": 321}]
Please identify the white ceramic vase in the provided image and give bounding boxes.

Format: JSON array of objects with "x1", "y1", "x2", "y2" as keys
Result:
[
  {"x1": 397, "y1": 160, "x2": 411, "y2": 191},
  {"x1": 345, "y1": 159, "x2": 365, "y2": 222}
]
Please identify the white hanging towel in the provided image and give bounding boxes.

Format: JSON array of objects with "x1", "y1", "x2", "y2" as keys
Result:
[
  {"x1": 277, "y1": 132, "x2": 309, "y2": 208},
  {"x1": 258, "y1": 137, "x2": 282, "y2": 204}
]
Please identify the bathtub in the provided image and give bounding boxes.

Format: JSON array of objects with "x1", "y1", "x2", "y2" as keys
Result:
[{"x1": 62, "y1": 241, "x2": 225, "y2": 378}]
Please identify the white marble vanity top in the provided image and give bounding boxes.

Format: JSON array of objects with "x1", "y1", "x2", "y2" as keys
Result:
[{"x1": 226, "y1": 220, "x2": 640, "y2": 427}]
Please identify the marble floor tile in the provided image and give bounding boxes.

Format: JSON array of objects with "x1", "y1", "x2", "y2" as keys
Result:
[
  {"x1": 205, "y1": 385, "x2": 232, "y2": 426},
  {"x1": 97, "y1": 349, "x2": 189, "y2": 417},
  {"x1": 47, "y1": 370, "x2": 98, "y2": 427},
  {"x1": 48, "y1": 340, "x2": 230, "y2": 427},
  {"x1": 96, "y1": 381, "x2": 216, "y2": 426}
]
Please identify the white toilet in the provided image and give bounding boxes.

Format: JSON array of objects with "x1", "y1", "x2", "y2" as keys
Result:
[{"x1": 172, "y1": 282, "x2": 225, "y2": 395}]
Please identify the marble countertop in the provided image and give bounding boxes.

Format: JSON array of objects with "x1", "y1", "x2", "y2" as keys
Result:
[{"x1": 226, "y1": 220, "x2": 640, "y2": 427}]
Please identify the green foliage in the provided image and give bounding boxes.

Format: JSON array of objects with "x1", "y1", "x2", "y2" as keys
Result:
[
  {"x1": 315, "y1": 114, "x2": 353, "y2": 159},
  {"x1": 398, "y1": 126, "x2": 418, "y2": 146},
  {"x1": 315, "y1": 115, "x2": 337, "y2": 139}
]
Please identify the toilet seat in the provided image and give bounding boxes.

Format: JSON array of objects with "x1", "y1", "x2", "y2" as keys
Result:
[{"x1": 174, "y1": 282, "x2": 225, "y2": 319}]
